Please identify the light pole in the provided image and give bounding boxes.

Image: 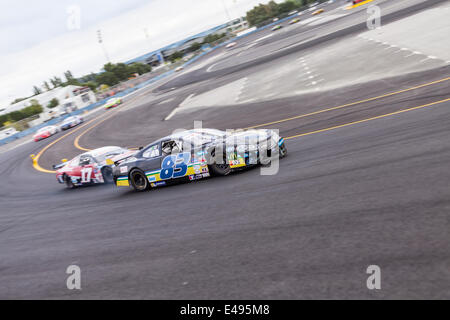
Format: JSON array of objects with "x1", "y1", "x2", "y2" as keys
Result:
[
  {"x1": 221, "y1": 0, "x2": 232, "y2": 22},
  {"x1": 97, "y1": 29, "x2": 110, "y2": 63},
  {"x1": 143, "y1": 28, "x2": 152, "y2": 49}
]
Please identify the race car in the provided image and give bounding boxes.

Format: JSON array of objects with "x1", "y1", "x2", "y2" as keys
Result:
[
  {"x1": 312, "y1": 9, "x2": 324, "y2": 15},
  {"x1": 60, "y1": 115, "x2": 84, "y2": 131},
  {"x1": 112, "y1": 128, "x2": 287, "y2": 192},
  {"x1": 33, "y1": 125, "x2": 59, "y2": 142},
  {"x1": 271, "y1": 25, "x2": 283, "y2": 31},
  {"x1": 289, "y1": 18, "x2": 300, "y2": 24},
  {"x1": 104, "y1": 97, "x2": 122, "y2": 109},
  {"x1": 353, "y1": 0, "x2": 365, "y2": 4},
  {"x1": 54, "y1": 146, "x2": 135, "y2": 189}
]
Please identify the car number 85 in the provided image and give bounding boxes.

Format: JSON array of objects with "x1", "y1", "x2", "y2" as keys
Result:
[{"x1": 160, "y1": 152, "x2": 191, "y2": 180}]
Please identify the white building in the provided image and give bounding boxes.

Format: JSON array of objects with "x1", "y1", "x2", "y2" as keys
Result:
[{"x1": 0, "y1": 85, "x2": 96, "y2": 117}]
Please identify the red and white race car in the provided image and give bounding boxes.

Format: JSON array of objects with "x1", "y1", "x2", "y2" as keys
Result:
[
  {"x1": 54, "y1": 146, "x2": 135, "y2": 188},
  {"x1": 33, "y1": 125, "x2": 59, "y2": 142}
]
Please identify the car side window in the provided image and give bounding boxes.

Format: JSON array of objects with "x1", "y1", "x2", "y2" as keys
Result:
[
  {"x1": 162, "y1": 140, "x2": 182, "y2": 155},
  {"x1": 143, "y1": 144, "x2": 160, "y2": 158},
  {"x1": 79, "y1": 155, "x2": 93, "y2": 166}
]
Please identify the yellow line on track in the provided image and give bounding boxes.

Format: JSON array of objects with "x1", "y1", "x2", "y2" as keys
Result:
[
  {"x1": 285, "y1": 97, "x2": 450, "y2": 140},
  {"x1": 32, "y1": 112, "x2": 115, "y2": 173},
  {"x1": 346, "y1": 0, "x2": 374, "y2": 10},
  {"x1": 74, "y1": 93, "x2": 150, "y2": 151},
  {"x1": 244, "y1": 77, "x2": 450, "y2": 130},
  {"x1": 74, "y1": 112, "x2": 119, "y2": 151}
]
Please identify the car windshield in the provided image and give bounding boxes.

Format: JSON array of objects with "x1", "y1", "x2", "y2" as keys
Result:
[
  {"x1": 63, "y1": 117, "x2": 75, "y2": 123},
  {"x1": 37, "y1": 127, "x2": 50, "y2": 133},
  {"x1": 177, "y1": 130, "x2": 225, "y2": 147}
]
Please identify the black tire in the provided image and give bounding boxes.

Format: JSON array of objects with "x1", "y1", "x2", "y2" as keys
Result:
[
  {"x1": 101, "y1": 167, "x2": 114, "y2": 184},
  {"x1": 129, "y1": 169, "x2": 150, "y2": 191},
  {"x1": 64, "y1": 175, "x2": 75, "y2": 189},
  {"x1": 208, "y1": 151, "x2": 231, "y2": 176},
  {"x1": 279, "y1": 142, "x2": 287, "y2": 158}
]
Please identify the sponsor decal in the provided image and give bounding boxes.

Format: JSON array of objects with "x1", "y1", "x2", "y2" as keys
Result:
[
  {"x1": 189, "y1": 173, "x2": 209, "y2": 181},
  {"x1": 116, "y1": 177, "x2": 129, "y2": 187},
  {"x1": 151, "y1": 181, "x2": 166, "y2": 187},
  {"x1": 120, "y1": 166, "x2": 128, "y2": 174},
  {"x1": 230, "y1": 157, "x2": 246, "y2": 168}
]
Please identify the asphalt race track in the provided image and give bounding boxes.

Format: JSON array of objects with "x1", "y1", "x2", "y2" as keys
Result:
[{"x1": 1, "y1": 0, "x2": 449, "y2": 299}]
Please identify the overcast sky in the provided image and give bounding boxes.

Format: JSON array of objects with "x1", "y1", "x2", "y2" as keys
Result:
[{"x1": 1, "y1": 0, "x2": 278, "y2": 107}]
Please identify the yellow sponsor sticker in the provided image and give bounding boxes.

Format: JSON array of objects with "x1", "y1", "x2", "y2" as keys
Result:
[
  {"x1": 230, "y1": 158, "x2": 246, "y2": 168},
  {"x1": 116, "y1": 179, "x2": 130, "y2": 187}
]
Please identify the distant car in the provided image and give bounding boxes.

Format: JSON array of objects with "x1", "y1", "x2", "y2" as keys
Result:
[
  {"x1": 312, "y1": 9, "x2": 324, "y2": 15},
  {"x1": 175, "y1": 66, "x2": 184, "y2": 72},
  {"x1": 288, "y1": 10, "x2": 298, "y2": 15},
  {"x1": 33, "y1": 126, "x2": 59, "y2": 142},
  {"x1": 54, "y1": 146, "x2": 135, "y2": 189},
  {"x1": 60, "y1": 115, "x2": 84, "y2": 131},
  {"x1": 104, "y1": 97, "x2": 122, "y2": 109},
  {"x1": 273, "y1": 18, "x2": 279, "y2": 22},
  {"x1": 271, "y1": 25, "x2": 283, "y2": 31},
  {"x1": 289, "y1": 18, "x2": 300, "y2": 24},
  {"x1": 225, "y1": 42, "x2": 237, "y2": 49}
]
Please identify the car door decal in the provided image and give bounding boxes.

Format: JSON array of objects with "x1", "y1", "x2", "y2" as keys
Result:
[{"x1": 160, "y1": 152, "x2": 191, "y2": 180}]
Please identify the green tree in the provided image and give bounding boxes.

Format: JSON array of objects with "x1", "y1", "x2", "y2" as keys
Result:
[
  {"x1": 267, "y1": 0, "x2": 280, "y2": 16},
  {"x1": 85, "y1": 81, "x2": 98, "y2": 92},
  {"x1": 96, "y1": 71, "x2": 119, "y2": 86},
  {"x1": 279, "y1": 1, "x2": 297, "y2": 13},
  {"x1": 10, "y1": 97, "x2": 27, "y2": 105},
  {"x1": 33, "y1": 86, "x2": 42, "y2": 95},
  {"x1": 47, "y1": 98, "x2": 59, "y2": 109},
  {"x1": 168, "y1": 51, "x2": 183, "y2": 63},
  {"x1": 189, "y1": 42, "x2": 202, "y2": 52},
  {"x1": 43, "y1": 81, "x2": 51, "y2": 91},
  {"x1": 0, "y1": 114, "x2": 8, "y2": 127},
  {"x1": 50, "y1": 76, "x2": 63, "y2": 88},
  {"x1": 128, "y1": 63, "x2": 151, "y2": 75},
  {"x1": 64, "y1": 70, "x2": 74, "y2": 82}
]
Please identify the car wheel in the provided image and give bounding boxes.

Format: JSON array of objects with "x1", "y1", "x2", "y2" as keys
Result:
[
  {"x1": 279, "y1": 142, "x2": 287, "y2": 158},
  {"x1": 64, "y1": 175, "x2": 75, "y2": 189},
  {"x1": 208, "y1": 151, "x2": 231, "y2": 176},
  {"x1": 101, "y1": 167, "x2": 114, "y2": 184},
  {"x1": 129, "y1": 169, "x2": 150, "y2": 191}
]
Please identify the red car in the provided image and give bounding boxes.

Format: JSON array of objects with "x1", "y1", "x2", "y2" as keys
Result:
[
  {"x1": 353, "y1": 0, "x2": 365, "y2": 4},
  {"x1": 54, "y1": 146, "x2": 136, "y2": 189},
  {"x1": 33, "y1": 125, "x2": 59, "y2": 142}
]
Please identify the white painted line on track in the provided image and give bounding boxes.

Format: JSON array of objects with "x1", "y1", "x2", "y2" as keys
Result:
[
  {"x1": 207, "y1": 63, "x2": 219, "y2": 73},
  {"x1": 165, "y1": 94, "x2": 195, "y2": 121}
]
